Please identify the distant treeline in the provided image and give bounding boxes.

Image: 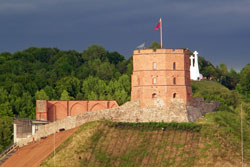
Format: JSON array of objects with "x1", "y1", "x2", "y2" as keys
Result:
[{"x1": 0, "y1": 43, "x2": 249, "y2": 152}]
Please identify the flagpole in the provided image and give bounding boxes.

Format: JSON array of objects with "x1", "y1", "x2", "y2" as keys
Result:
[
  {"x1": 160, "y1": 18, "x2": 162, "y2": 48},
  {"x1": 241, "y1": 103, "x2": 244, "y2": 167}
]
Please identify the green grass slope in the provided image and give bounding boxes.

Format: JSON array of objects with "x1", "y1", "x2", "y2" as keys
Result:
[
  {"x1": 41, "y1": 81, "x2": 250, "y2": 167},
  {"x1": 41, "y1": 121, "x2": 246, "y2": 167},
  {"x1": 191, "y1": 80, "x2": 239, "y2": 109},
  {"x1": 192, "y1": 80, "x2": 250, "y2": 162}
]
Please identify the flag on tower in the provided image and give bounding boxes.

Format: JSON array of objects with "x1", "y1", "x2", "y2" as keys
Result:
[
  {"x1": 154, "y1": 18, "x2": 162, "y2": 30},
  {"x1": 153, "y1": 18, "x2": 163, "y2": 48}
]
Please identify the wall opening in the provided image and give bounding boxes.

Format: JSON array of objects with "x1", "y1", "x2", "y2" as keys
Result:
[
  {"x1": 173, "y1": 62, "x2": 176, "y2": 70},
  {"x1": 152, "y1": 93, "x2": 157, "y2": 98},
  {"x1": 153, "y1": 62, "x2": 157, "y2": 70},
  {"x1": 153, "y1": 77, "x2": 157, "y2": 84},
  {"x1": 173, "y1": 77, "x2": 176, "y2": 85},
  {"x1": 173, "y1": 93, "x2": 176, "y2": 98}
]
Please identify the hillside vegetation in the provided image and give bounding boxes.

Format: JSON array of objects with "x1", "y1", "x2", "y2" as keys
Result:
[
  {"x1": 40, "y1": 81, "x2": 250, "y2": 167},
  {"x1": 0, "y1": 46, "x2": 132, "y2": 152},
  {"x1": 191, "y1": 80, "x2": 240, "y2": 109},
  {"x1": 192, "y1": 80, "x2": 250, "y2": 162},
  {"x1": 40, "y1": 121, "x2": 244, "y2": 167},
  {"x1": 0, "y1": 44, "x2": 249, "y2": 157}
]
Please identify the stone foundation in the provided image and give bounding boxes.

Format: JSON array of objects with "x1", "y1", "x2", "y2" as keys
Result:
[{"x1": 17, "y1": 98, "x2": 219, "y2": 147}]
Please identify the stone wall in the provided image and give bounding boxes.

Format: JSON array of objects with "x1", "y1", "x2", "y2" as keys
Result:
[
  {"x1": 187, "y1": 97, "x2": 220, "y2": 122},
  {"x1": 17, "y1": 98, "x2": 219, "y2": 147}
]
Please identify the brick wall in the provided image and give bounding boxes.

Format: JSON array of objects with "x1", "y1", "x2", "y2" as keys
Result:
[
  {"x1": 131, "y1": 48, "x2": 193, "y2": 108},
  {"x1": 36, "y1": 100, "x2": 118, "y2": 122}
]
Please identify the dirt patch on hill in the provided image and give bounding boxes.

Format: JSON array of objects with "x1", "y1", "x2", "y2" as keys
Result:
[{"x1": 1, "y1": 127, "x2": 77, "y2": 167}]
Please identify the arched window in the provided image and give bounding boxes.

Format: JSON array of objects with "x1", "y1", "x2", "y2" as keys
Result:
[
  {"x1": 173, "y1": 62, "x2": 176, "y2": 70},
  {"x1": 153, "y1": 77, "x2": 157, "y2": 84},
  {"x1": 152, "y1": 93, "x2": 157, "y2": 98},
  {"x1": 173, "y1": 93, "x2": 176, "y2": 98},
  {"x1": 153, "y1": 62, "x2": 157, "y2": 70},
  {"x1": 173, "y1": 77, "x2": 176, "y2": 85}
]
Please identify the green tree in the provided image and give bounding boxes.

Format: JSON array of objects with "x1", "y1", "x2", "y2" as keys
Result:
[
  {"x1": 198, "y1": 56, "x2": 217, "y2": 78},
  {"x1": 218, "y1": 63, "x2": 228, "y2": 76},
  {"x1": 113, "y1": 89, "x2": 128, "y2": 105},
  {"x1": 82, "y1": 76, "x2": 107, "y2": 99},
  {"x1": 0, "y1": 87, "x2": 9, "y2": 103},
  {"x1": 75, "y1": 92, "x2": 84, "y2": 100},
  {"x1": 118, "y1": 74, "x2": 131, "y2": 93},
  {"x1": 88, "y1": 91, "x2": 98, "y2": 100},
  {"x1": 203, "y1": 66, "x2": 216, "y2": 78},
  {"x1": 10, "y1": 83, "x2": 24, "y2": 96},
  {"x1": 237, "y1": 64, "x2": 250, "y2": 97},
  {"x1": 25, "y1": 82, "x2": 38, "y2": 96},
  {"x1": 148, "y1": 41, "x2": 161, "y2": 50},
  {"x1": 0, "y1": 116, "x2": 13, "y2": 153},
  {"x1": 18, "y1": 92, "x2": 35, "y2": 118},
  {"x1": 106, "y1": 51, "x2": 125, "y2": 65},
  {"x1": 56, "y1": 76, "x2": 80, "y2": 98},
  {"x1": 82, "y1": 45, "x2": 107, "y2": 62},
  {"x1": 60, "y1": 90, "x2": 73, "y2": 100},
  {"x1": 0, "y1": 102, "x2": 13, "y2": 117},
  {"x1": 126, "y1": 57, "x2": 133, "y2": 76},
  {"x1": 97, "y1": 62, "x2": 115, "y2": 80},
  {"x1": 34, "y1": 69, "x2": 48, "y2": 89},
  {"x1": 227, "y1": 68, "x2": 240, "y2": 89},
  {"x1": 43, "y1": 86, "x2": 56, "y2": 100},
  {"x1": 35, "y1": 90, "x2": 49, "y2": 100},
  {"x1": 105, "y1": 75, "x2": 131, "y2": 104}
]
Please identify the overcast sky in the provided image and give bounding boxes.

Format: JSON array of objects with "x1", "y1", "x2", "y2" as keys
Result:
[{"x1": 0, "y1": 0, "x2": 249, "y2": 71}]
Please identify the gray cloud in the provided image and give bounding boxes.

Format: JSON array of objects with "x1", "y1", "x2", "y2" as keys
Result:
[{"x1": 0, "y1": 0, "x2": 249, "y2": 70}]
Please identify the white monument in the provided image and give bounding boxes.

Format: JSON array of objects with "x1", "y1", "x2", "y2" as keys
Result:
[{"x1": 190, "y1": 51, "x2": 203, "y2": 80}]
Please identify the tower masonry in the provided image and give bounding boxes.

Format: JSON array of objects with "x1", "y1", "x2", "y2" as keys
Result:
[{"x1": 131, "y1": 48, "x2": 193, "y2": 108}]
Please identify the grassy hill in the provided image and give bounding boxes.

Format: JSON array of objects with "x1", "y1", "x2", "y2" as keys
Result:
[
  {"x1": 40, "y1": 81, "x2": 250, "y2": 167},
  {"x1": 41, "y1": 121, "x2": 245, "y2": 167}
]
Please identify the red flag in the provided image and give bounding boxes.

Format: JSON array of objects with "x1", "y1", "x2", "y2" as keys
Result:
[{"x1": 154, "y1": 18, "x2": 162, "y2": 30}]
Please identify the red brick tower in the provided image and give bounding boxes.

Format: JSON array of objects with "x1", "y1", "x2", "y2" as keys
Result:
[{"x1": 131, "y1": 48, "x2": 193, "y2": 107}]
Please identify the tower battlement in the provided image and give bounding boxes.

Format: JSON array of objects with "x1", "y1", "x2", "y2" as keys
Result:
[
  {"x1": 133, "y1": 48, "x2": 190, "y2": 55},
  {"x1": 131, "y1": 48, "x2": 193, "y2": 107}
]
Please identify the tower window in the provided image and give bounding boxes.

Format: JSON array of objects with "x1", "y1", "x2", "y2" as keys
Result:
[
  {"x1": 173, "y1": 77, "x2": 176, "y2": 85},
  {"x1": 173, "y1": 62, "x2": 176, "y2": 70},
  {"x1": 152, "y1": 93, "x2": 157, "y2": 98},
  {"x1": 173, "y1": 93, "x2": 176, "y2": 98},
  {"x1": 153, "y1": 77, "x2": 157, "y2": 84},
  {"x1": 153, "y1": 62, "x2": 157, "y2": 70}
]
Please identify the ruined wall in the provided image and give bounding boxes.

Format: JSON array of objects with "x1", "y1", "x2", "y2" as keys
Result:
[
  {"x1": 18, "y1": 99, "x2": 219, "y2": 147},
  {"x1": 187, "y1": 97, "x2": 220, "y2": 122},
  {"x1": 36, "y1": 100, "x2": 48, "y2": 121},
  {"x1": 13, "y1": 119, "x2": 32, "y2": 143},
  {"x1": 36, "y1": 100, "x2": 118, "y2": 122}
]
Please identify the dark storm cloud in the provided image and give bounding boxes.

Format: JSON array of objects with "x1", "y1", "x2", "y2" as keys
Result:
[{"x1": 0, "y1": 0, "x2": 249, "y2": 70}]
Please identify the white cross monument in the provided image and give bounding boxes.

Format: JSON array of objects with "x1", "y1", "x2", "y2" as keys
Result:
[{"x1": 190, "y1": 51, "x2": 203, "y2": 80}]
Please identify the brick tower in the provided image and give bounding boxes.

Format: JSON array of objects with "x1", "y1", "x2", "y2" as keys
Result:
[{"x1": 131, "y1": 48, "x2": 193, "y2": 107}]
